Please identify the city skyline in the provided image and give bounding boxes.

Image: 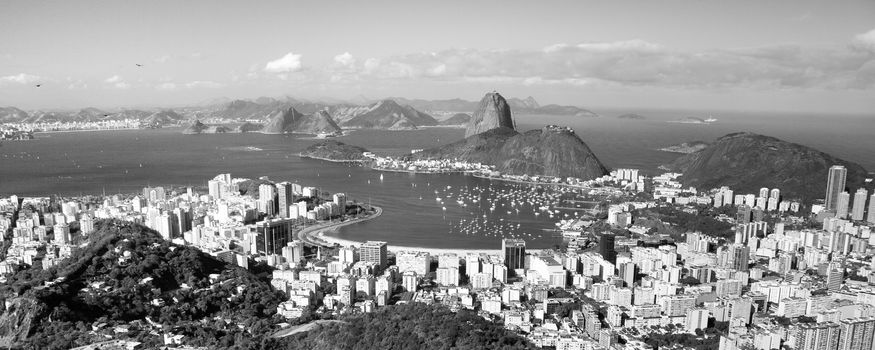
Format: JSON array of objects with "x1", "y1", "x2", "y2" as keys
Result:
[{"x1": 0, "y1": 0, "x2": 873, "y2": 114}]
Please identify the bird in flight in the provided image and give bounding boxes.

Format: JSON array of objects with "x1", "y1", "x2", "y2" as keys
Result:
[
  {"x1": 35, "y1": 84, "x2": 41, "y2": 88},
  {"x1": 135, "y1": 63, "x2": 143, "y2": 67}
]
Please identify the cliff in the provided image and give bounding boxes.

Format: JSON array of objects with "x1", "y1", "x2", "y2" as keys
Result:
[{"x1": 465, "y1": 93, "x2": 515, "y2": 137}]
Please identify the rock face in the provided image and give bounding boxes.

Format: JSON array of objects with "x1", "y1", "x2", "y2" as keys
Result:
[
  {"x1": 664, "y1": 132, "x2": 870, "y2": 202},
  {"x1": 341, "y1": 100, "x2": 437, "y2": 130},
  {"x1": 412, "y1": 125, "x2": 608, "y2": 180},
  {"x1": 183, "y1": 119, "x2": 209, "y2": 134},
  {"x1": 261, "y1": 108, "x2": 342, "y2": 135},
  {"x1": 465, "y1": 93, "x2": 515, "y2": 137}
]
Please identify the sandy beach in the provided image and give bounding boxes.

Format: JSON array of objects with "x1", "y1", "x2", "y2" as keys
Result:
[{"x1": 298, "y1": 206, "x2": 518, "y2": 255}]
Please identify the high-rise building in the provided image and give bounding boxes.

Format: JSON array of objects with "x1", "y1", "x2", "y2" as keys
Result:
[
  {"x1": 360, "y1": 241, "x2": 387, "y2": 269},
  {"x1": 737, "y1": 204, "x2": 752, "y2": 224},
  {"x1": 795, "y1": 322, "x2": 840, "y2": 350},
  {"x1": 282, "y1": 240, "x2": 305, "y2": 265},
  {"x1": 396, "y1": 251, "x2": 430, "y2": 276},
  {"x1": 759, "y1": 187, "x2": 769, "y2": 199},
  {"x1": 851, "y1": 188, "x2": 868, "y2": 221},
  {"x1": 836, "y1": 191, "x2": 851, "y2": 219},
  {"x1": 258, "y1": 183, "x2": 277, "y2": 216},
  {"x1": 502, "y1": 238, "x2": 526, "y2": 270},
  {"x1": 838, "y1": 317, "x2": 875, "y2": 350},
  {"x1": 598, "y1": 234, "x2": 617, "y2": 264},
  {"x1": 253, "y1": 218, "x2": 294, "y2": 254},
  {"x1": 769, "y1": 188, "x2": 780, "y2": 200},
  {"x1": 276, "y1": 182, "x2": 294, "y2": 218},
  {"x1": 868, "y1": 193, "x2": 875, "y2": 224},
  {"x1": 78, "y1": 214, "x2": 95, "y2": 235},
  {"x1": 718, "y1": 244, "x2": 750, "y2": 272},
  {"x1": 825, "y1": 165, "x2": 848, "y2": 211},
  {"x1": 333, "y1": 193, "x2": 347, "y2": 213},
  {"x1": 826, "y1": 263, "x2": 844, "y2": 291}
]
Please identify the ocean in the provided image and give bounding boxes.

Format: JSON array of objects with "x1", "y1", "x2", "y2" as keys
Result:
[{"x1": 1, "y1": 109, "x2": 873, "y2": 249}]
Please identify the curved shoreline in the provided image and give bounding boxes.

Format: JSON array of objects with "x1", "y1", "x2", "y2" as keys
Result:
[
  {"x1": 300, "y1": 205, "x2": 530, "y2": 255},
  {"x1": 296, "y1": 205, "x2": 384, "y2": 246}
]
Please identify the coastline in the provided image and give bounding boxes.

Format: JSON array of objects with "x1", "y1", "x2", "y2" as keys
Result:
[
  {"x1": 297, "y1": 205, "x2": 528, "y2": 255},
  {"x1": 298, "y1": 154, "x2": 369, "y2": 164},
  {"x1": 35, "y1": 127, "x2": 144, "y2": 134}
]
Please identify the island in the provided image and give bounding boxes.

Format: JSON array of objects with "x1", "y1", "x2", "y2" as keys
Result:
[
  {"x1": 658, "y1": 141, "x2": 709, "y2": 154},
  {"x1": 299, "y1": 140, "x2": 372, "y2": 163}
]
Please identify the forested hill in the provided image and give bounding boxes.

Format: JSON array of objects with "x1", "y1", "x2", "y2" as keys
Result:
[
  {"x1": 261, "y1": 303, "x2": 536, "y2": 350},
  {"x1": 0, "y1": 219, "x2": 284, "y2": 349}
]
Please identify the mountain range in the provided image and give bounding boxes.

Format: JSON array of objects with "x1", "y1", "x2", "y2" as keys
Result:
[{"x1": 0, "y1": 95, "x2": 599, "y2": 129}]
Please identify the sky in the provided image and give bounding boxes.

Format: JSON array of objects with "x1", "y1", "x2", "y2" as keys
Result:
[{"x1": 1, "y1": 0, "x2": 874, "y2": 113}]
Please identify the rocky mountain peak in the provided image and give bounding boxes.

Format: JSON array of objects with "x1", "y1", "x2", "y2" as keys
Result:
[{"x1": 465, "y1": 92, "x2": 515, "y2": 137}]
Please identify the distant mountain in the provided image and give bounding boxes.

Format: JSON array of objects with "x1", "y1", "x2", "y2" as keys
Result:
[
  {"x1": 142, "y1": 110, "x2": 185, "y2": 126},
  {"x1": 261, "y1": 108, "x2": 342, "y2": 135},
  {"x1": 439, "y1": 113, "x2": 471, "y2": 126},
  {"x1": 617, "y1": 113, "x2": 646, "y2": 120},
  {"x1": 341, "y1": 100, "x2": 437, "y2": 130},
  {"x1": 663, "y1": 132, "x2": 871, "y2": 202},
  {"x1": 391, "y1": 96, "x2": 595, "y2": 117},
  {"x1": 0, "y1": 107, "x2": 29, "y2": 123},
  {"x1": 236, "y1": 121, "x2": 263, "y2": 132},
  {"x1": 212, "y1": 99, "x2": 288, "y2": 120},
  {"x1": 533, "y1": 104, "x2": 599, "y2": 117},
  {"x1": 466, "y1": 92, "x2": 515, "y2": 137},
  {"x1": 506, "y1": 96, "x2": 541, "y2": 110},
  {"x1": 299, "y1": 140, "x2": 370, "y2": 162},
  {"x1": 71, "y1": 107, "x2": 108, "y2": 121},
  {"x1": 412, "y1": 125, "x2": 608, "y2": 180},
  {"x1": 105, "y1": 109, "x2": 152, "y2": 121}
]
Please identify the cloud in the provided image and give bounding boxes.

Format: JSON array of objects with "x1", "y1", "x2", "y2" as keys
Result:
[
  {"x1": 114, "y1": 82, "x2": 131, "y2": 89},
  {"x1": 185, "y1": 80, "x2": 224, "y2": 89},
  {"x1": 156, "y1": 82, "x2": 177, "y2": 90},
  {"x1": 334, "y1": 52, "x2": 355, "y2": 67},
  {"x1": 105, "y1": 75, "x2": 122, "y2": 83},
  {"x1": 852, "y1": 28, "x2": 875, "y2": 53},
  {"x1": 323, "y1": 37, "x2": 875, "y2": 90},
  {"x1": 264, "y1": 52, "x2": 303, "y2": 73},
  {"x1": 0, "y1": 73, "x2": 41, "y2": 85},
  {"x1": 155, "y1": 55, "x2": 171, "y2": 63}
]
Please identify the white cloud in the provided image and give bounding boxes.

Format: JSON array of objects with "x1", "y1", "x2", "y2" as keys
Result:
[
  {"x1": 114, "y1": 82, "x2": 130, "y2": 89},
  {"x1": 185, "y1": 80, "x2": 224, "y2": 89},
  {"x1": 156, "y1": 82, "x2": 177, "y2": 90},
  {"x1": 326, "y1": 37, "x2": 874, "y2": 90},
  {"x1": 852, "y1": 28, "x2": 875, "y2": 53},
  {"x1": 264, "y1": 52, "x2": 303, "y2": 73},
  {"x1": 334, "y1": 52, "x2": 355, "y2": 67},
  {"x1": 155, "y1": 55, "x2": 171, "y2": 63},
  {"x1": 0, "y1": 73, "x2": 41, "y2": 85},
  {"x1": 105, "y1": 75, "x2": 122, "y2": 83}
]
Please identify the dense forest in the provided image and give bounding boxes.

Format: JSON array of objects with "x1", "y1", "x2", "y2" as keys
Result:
[
  {"x1": 260, "y1": 303, "x2": 536, "y2": 350},
  {"x1": 0, "y1": 220, "x2": 285, "y2": 349}
]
